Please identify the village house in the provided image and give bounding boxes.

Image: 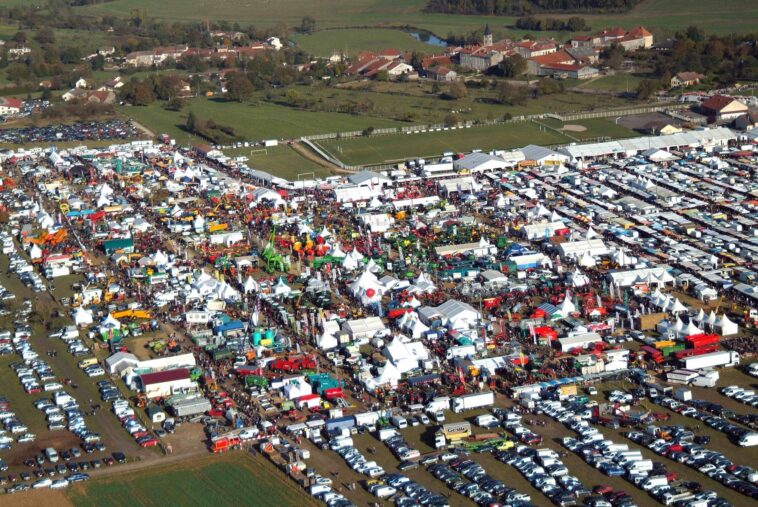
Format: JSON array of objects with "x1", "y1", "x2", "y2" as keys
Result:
[
  {"x1": 527, "y1": 50, "x2": 598, "y2": 79},
  {"x1": 734, "y1": 112, "x2": 758, "y2": 131},
  {"x1": 671, "y1": 71, "x2": 705, "y2": 88},
  {"x1": 585, "y1": 26, "x2": 653, "y2": 51},
  {"x1": 458, "y1": 46, "x2": 503, "y2": 71},
  {"x1": 124, "y1": 45, "x2": 189, "y2": 66},
  {"x1": 425, "y1": 65, "x2": 457, "y2": 82},
  {"x1": 516, "y1": 39, "x2": 558, "y2": 59},
  {"x1": 701, "y1": 95, "x2": 749, "y2": 121},
  {"x1": 7, "y1": 46, "x2": 31, "y2": 60},
  {"x1": 0, "y1": 97, "x2": 23, "y2": 116}
]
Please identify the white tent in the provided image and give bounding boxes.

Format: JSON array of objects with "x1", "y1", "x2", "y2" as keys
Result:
[
  {"x1": 100, "y1": 313, "x2": 121, "y2": 330},
  {"x1": 682, "y1": 321, "x2": 702, "y2": 336},
  {"x1": 349, "y1": 269, "x2": 383, "y2": 305},
  {"x1": 568, "y1": 270, "x2": 590, "y2": 287},
  {"x1": 557, "y1": 293, "x2": 576, "y2": 317},
  {"x1": 368, "y1": 362, "x2": 401, "y2": 389},
  {"x1": 693, "y1": 308, "x2": 706, "y2": 323},
  {"x1": 578, "y1": 250, "x2": 596, "y2": 268},
  {"x1": 330, "y1": 243, "x2": 347, "y2": 258},
  {"x1": 73, "y1": 307, "x2": 93, "y2": 327},
  {"x1": 716, "y1": 314, "x2": 738, "y2": 336},
  {"x1": 273, "y1": 277, "x2": 292, "y2": 296},
  {"x1": 706, "y1": 310, "x2": 718, "y2": 328},
  {"x1": 613, "y1": 249, "x2": 633, "y2": 267},
  {"x1": 244, "y1": 276, "x2": 258, "y2": 294},
  {"x1": 341, "y1": 253, "x2": 359, "y2": 271},
  {"x1": 668, "y1": 298, "x2": 687, "y2": 314},
  {"x1": 585, "y1": 227, "x2": 599, "y2": 239},
  {"x1": 30, "y1": 244, "x2": 43, "y2": 260}
]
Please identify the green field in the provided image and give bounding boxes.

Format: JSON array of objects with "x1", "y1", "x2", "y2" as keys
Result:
[
  {"x1": 294, "y1": 28, "x2": 439, "y2": 57},
  {"x1": 224, "y1": 144, "x2": 333, "y2": 180},
  {"x1": 73, "y1": 0, "x2": 758, "y2": 37},
  {"x1": 67, "y1": 454, "x2": 316, "y2": 507},
  {"x1": 317, "y1": 121, "x2": 567, "y2": 165},
  {"x1": 577, "y1": 73, "x2": 648, "y2": 93},
  {"x1": 121, "y1": 99, "x2": 403, "y2": 142},
  {"x1": 538, "y1": 117, "x2": 641, "y2": 141}
]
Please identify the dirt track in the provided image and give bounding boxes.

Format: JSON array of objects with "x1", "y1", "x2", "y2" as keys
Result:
[{"x1": 290, "y1": 141, "x2": 353, "y2": 174}]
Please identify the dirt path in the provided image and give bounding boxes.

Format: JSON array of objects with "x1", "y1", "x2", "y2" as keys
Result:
[
  {"x1": 129, "y1": 119, "x2": 156, "y2": 139},
  {"x1": 290, "y1": 141, "x2": 354, "y2": 174}
]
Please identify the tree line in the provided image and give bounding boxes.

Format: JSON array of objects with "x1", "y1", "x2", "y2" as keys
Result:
[
  {"x1": 424, "y1": 0, "x2": 641, "y2": 16},
  {"x1": 515, "y1": 16, "x2": 589, "y2": 32}
]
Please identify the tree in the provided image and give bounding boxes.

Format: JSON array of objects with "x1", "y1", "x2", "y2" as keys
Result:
[
  {"x1": 443, "y1": 113, "x2": 459, "y2": 127},
  {"x1": 446, "y1": 80, "x2": 467, "y2": 100},
  {"x1": 499, "y1": 54, "x2": 527, "y2": 77},
  {"x1": 375, "y1": 69, "x2": 389, "y2": 81},
  {"x1": 300, "y1": 16, "x2": 316, "y2": 34},
  {"x1": 410, "y1": 51, "x2": 425, "y2": 71},
  {"x1": 132, "y1": 82, "x2": 155, "y2": 106},
  {"x1": 186, "y1": 110, "x2": 198, "y2": 132},
  {"x1": 34, "y1": 28, "x2": 55, "y2": 45},
  {"x1": 636, "y1": 79, "x2": 661, "y2": 99},
  {"x1": 12, "y1": 31, "x2": 27, "y2": 45},
  {"x1": 536, "y1": 78, "x2": 564, "y2": 96},
  {"x1": 566, "y1": 17, "x2": 589, "y2": 32},
  {"x1": 165, "y1": 98, "x2": 184, "y2": 111},
  {"x1": 226, "y1": 73, "x2": 254, "y2": 102},
  {"x1": 91, "y1": 54, "x2": 105, "y2": 71},
  {"x1": 60, "y1": 47, "x2": 82, "y2": 65},
  {"x1": 497, "y1": 81, "x2": 527, "y2": 105},
  {"x1": 603, "y1": 44, "x2": 624, "y2": 70}
]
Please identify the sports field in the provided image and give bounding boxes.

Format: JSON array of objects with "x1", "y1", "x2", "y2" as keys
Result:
[
  {"x1": 224, "y1": 144, "x2": 333, "y2": 180},
  {"x1": 577, "y1": 74, "x2": 648, "y2": 93},
  {"x1": 317, "y1": 118, "x2": 637, "y2": 166},
  {"x1": 74, "y1": 0, "x2": 758, "y2": 37},
  {"x1": 66, "y1": 454, "x2": 317, "y2": 507},
  {"x1": 318, "y1": 121, "x2": 566, "y2": 166}
]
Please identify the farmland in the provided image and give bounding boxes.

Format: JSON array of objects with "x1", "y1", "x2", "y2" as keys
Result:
[
  {"x1": 293, "y1": 28, "x2": 439, "y2": 57},
  {"x1": 66, "y1": 454, "x2": 317, "y2": 507},
  {"x1": 73, "y1": 0, "x2": 758, "y2": 37}
]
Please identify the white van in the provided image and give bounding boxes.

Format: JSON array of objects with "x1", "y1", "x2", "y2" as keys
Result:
[
  {"x1": 45, "y1": 447, "x2": 59, "y2": 463},
  {"x1": 391, "y1": 416, "x2": 408, "y2": 429}
]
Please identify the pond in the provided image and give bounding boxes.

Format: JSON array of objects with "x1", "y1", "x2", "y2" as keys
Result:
[{"x1": 409, "y1": 31, "x2": 448, "y2": 48}]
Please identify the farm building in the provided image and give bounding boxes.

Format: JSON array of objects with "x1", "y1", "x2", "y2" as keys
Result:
[{"x1": 139, "y1": 368, "x2": 198, "y2": 399}]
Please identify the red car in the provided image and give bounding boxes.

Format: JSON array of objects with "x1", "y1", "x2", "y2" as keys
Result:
[{"x1": 138, "y1": 437, "x2": 158, "y2": 448}]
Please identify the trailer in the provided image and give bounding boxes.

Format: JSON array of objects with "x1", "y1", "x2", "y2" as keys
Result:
[
  {"x1": 682, "y1": 350, "x2": 739, "y2": 370},
  {"x1": 425, "y1": 396, "x2": 450, "y2": 413},
  {"x1": 171, "y1": 396, "x2": 212, "y2": 418},
  {"x1": 451, "y1": 391, "x2": 495, "y2": 413}
]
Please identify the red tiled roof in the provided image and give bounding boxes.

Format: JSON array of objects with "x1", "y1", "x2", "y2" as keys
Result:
[
  {"x1": 530, "y1": 50, "x2": 574, "y2": 66},
  {"x1": 0, "y1": 97, "x2": 23, "y2": 109},
  {"x1": 702, "y1": 95, "x2": 747, "y2": 112},
  {"x1": 140, "y1": 368, "x2": 189, "y2": 386},
  {"x1": 542, "y1": 63, "x2": 589, "y2": 72}
]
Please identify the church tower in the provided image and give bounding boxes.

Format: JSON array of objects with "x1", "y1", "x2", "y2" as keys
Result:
[{"x1": 483, "y1": 24, "x2": 493, "y2": 46}]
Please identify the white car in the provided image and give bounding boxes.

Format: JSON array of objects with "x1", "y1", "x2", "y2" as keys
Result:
[
  {"x1": 85, "y1": 367, "x2": 105, "y2": 377},
  {"x1": 50, "y1": 479, "x2": 69, "y2": 489},
  {"x1": 32, "y1": 478, "x2": 52, "y2": 489},
  {"x1": 44, "y1": 382, "x2": 64, "y2": 392},
  {"x1": 368, "y1": 484, "x2": 396, "y2": 498}
]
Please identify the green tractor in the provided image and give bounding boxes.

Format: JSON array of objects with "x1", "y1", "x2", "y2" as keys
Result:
[{"x1": 260, "y1": 226, "x2": 290, "y2": 273}]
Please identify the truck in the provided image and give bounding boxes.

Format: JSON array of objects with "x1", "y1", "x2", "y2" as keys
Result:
[
  {"x1": 353, "y1": 411, "x2": 380, "y2": 429},
  {"x1": 446, "y1": 345, "x2": 476, "y2": 360},
  {"x1": 435, "y1": 421, "x2": 472, "y2": 449},
  {"x1": 682, "y1": 350, "x2": 739, "y2": 370},
  {"x1": 451, "y1": 391, "x2": 495, "y2": 413},
  {"x1": 425, "y1": 396, "x2": 450, "y2": 413},
  {"x1": 737, "y1": 432, "x2": 758, "y2": 447}
]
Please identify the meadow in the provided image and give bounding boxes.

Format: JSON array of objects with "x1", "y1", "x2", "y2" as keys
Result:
[
  {"x1": 66, "y1": 454, "x2": 316, "y2": 507},
  {"x1": 73, "y1": 0, "x2": 758, "y2": 38},
  {"x1": 293, "y1": 28, "x2": 439, "y2": 57}
]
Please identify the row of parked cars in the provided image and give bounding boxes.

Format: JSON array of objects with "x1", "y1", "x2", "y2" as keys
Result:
[
  {"x1": 721, "y1": 384, "x2": 758, "y2": 408},
  {"x1": 0, "y1": 120, "x2": 138, "y2": 144},
  {"x1": 111, "y1": 395, "x2": 158, "y2": 448},
  {"x1": 630, "y1": 421, "x2": 758, "y2": 500},
  {"x1": 654, "y1": 395, "x2": 757, "y2": 447},
  {"x1": 534, "y1": 393, "x2": 735, "y2": 507},
  {"x1": 0, "y1": 395, "x2": 30, "y2": 449}
]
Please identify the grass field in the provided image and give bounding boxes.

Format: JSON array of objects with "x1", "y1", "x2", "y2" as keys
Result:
[
  {"x1": 538, "y1": 117, "x2": 641, "y2": 141},
  {"x1": 294, "y1": 28, "x2": 438, "y2": 57},
  {"x1": 66, "y1": 454, "x2": 317, "y2": 507},
  {"x1": 121, "y1": 99, "x2": 403, "y2": 143},
  {"x1": 577, "y1": 74, "x2": 648, "y2": 93},
  {"x1": 73, "y1": 0, "x2": 758, "y2": 38},
  {"x1": 317, "y1": 121, "x2": 572, "y2": 166},
  {"x1": 224, "y1": 144, "x2": 333, "y2": 180}
]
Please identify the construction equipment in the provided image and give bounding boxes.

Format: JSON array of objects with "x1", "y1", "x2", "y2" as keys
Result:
[
  {"x1": 269, "y1": 355, "x2": 317, "y2": 373},
  {"x1": 260, "y1": 225, "x2": 290, "y2": 273},
  {"x1": 111, "y1": 309, "x2": 152, "y2": 320}
]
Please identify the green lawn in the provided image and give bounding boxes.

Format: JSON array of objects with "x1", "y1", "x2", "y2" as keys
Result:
[
  {"x1": 539, "y1": 117, "x2": 640, "y2": 141},
  {"x1": 121, "y1": 98, "x2": 404, "y2": 142},
  {"x1": 578, "y1": 73, "x2": 648, "y2": 93},
  {"x1": 67, "y1": 454, "x2": 317, "y2": 507},
  {"x1": 318, "y1": 121, "x2": 573, "y2": 166},
  {"x1": 73, "y1": 0, "x2": 758, "y2": 37},
  {"x1": 224, "y1": 144, "x2": 333, "y2": 180},
  {"x1": 294, "y1": 28, "x2": 439, "y2": 57}
]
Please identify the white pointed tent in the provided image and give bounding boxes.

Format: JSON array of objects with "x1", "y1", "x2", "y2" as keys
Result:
[
  {"x1": 243, "y1": 276, "x2": 258, "y2": 294},
  {"x1": 706, "y1": 311, "x2": 718, "y2": 328},
  {"x1": 673, "y1": 315, "x2": 684, "y2": 332},
  {"x1": 669, "y1": 298, "x2": 687, "y2": 314},
  {"x1": 330, "y1": 243, "x2": 347, "y2": 258},
  {"x1": 557, "y1": 293, "x2": 576, "y2": 317},
  {"x1": 716, "y1": 314, "x2": 738, "y2": 335},
  {"x1": 349, "y1": 269, "x2": 383, "y2": 305},
  {"x1": 73, "y1": 307, "x2": 94, "y2": 327},
  {"x1": 613, "y1": 249, "x2": 633, "y2": 267},
  {"x1": 273, "y1": 277, "x2": 292, "y2": 296},
  {"x1": 341, "y1": 253, "x2": 359, "y2": 271},
  {"x1": 495, "y1": 195, "x2": 507, "y2": 208},
  {"x1": 578, "y1": 250, "x2": 596, "y2": 268},
  {"x1": 365, "y1": 258, "x2": 381, "y2": 274},
  {"x1": 585, "y1": 227, "x2": 598, "y2": 239},
  {"x1": 568, "y1": 269, "x2": 590, "y2": 287},
  {"x1": 411, "y1": 272, "x2": 436, "y2": 294},
  {"x1": 319, "y1": 226, "x2": 331, "y2": 239},
  {"x1": 693, "y1": 308, "x2": 706, "y2": 324},
  {"x1": 682, "y1": 320, "x2": 702, "y2": 336},
  {"x1": 29, "y1": 244, "x2": 43, "y2": 260}
]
